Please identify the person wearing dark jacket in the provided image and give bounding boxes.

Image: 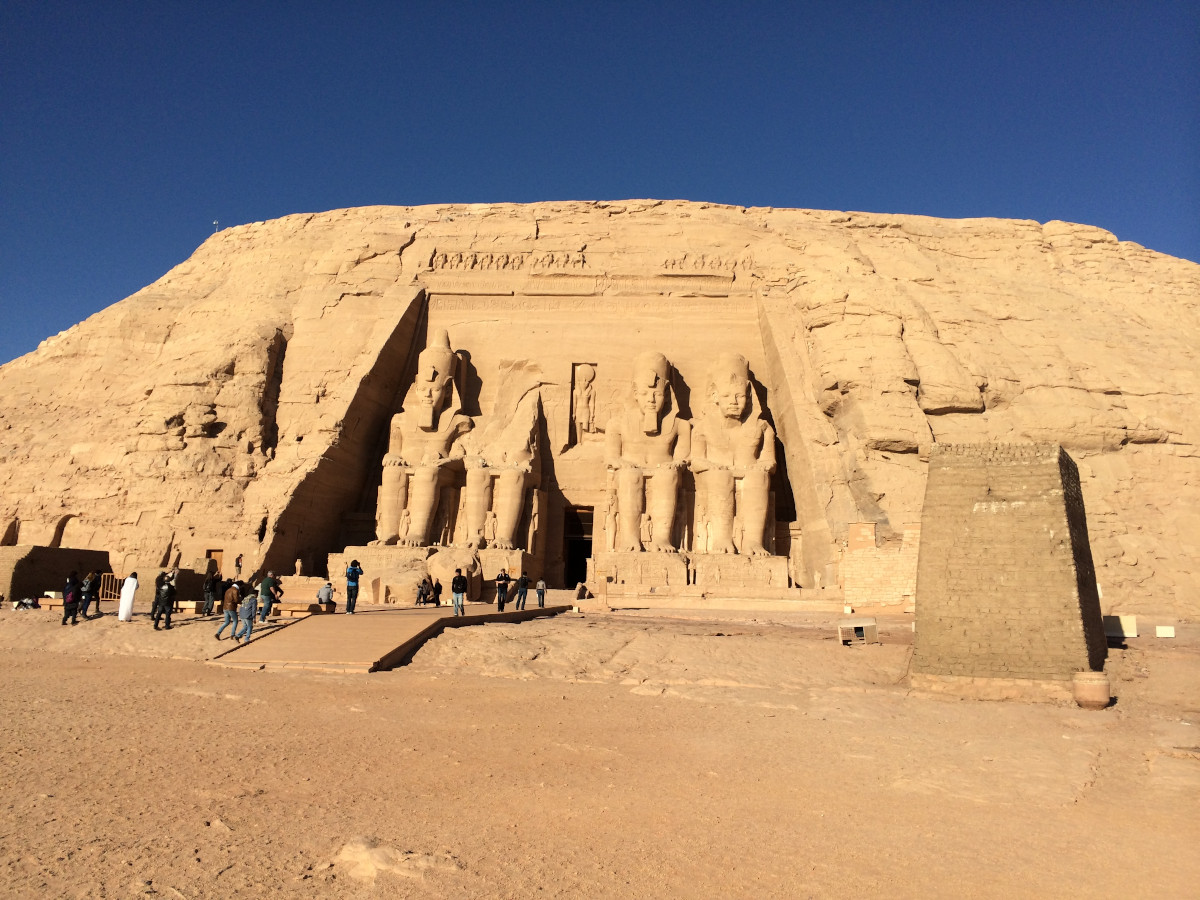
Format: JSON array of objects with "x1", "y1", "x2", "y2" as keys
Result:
[
  {"x1": 61, "y1": 572, "x2": 81, "y2": 626},
  {"x1": 515, "y1": 573, "x2": 530, "y2": 610},
  {"x1": 450, "y1": 569, "x2": 468, "y2": 616},
  {"x1": 495, "y1": 569, "x2": 512, "y2": 612},
  {"x1": 79, "y1": 571, "x2": 101, "y2": 619},
  {"x1": 202, "y1": 571, "x2": 221, "y2": 616},
  {"x1": 152, "y1": 575, "x2": 176, "y2": 630}
]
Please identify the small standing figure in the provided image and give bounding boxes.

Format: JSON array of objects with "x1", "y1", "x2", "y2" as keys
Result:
[
  {"x1": 416, "y1": 576, "x2": 432, "y2": 606},
  {"x1": 61, "y1": 572, "x2": 81, "y2": 626},
  {"x1": 451, "y1": 568, "x2": 468, "y2": 616},
  {"x1": 535, "y1": 576, "x2": 547, "y2": 608},
  {"x1": 118, "y1": 572, "x2": 138, "y2": 622},
  {"x1": 495, "y1": 569, "x2": 512, "y2": 612},
  {"x1": 515, "y1": 572, "x2": 529, "y2": 610},
  {"x1": 572, "y1": 363, "x2": 597, "y2": 442},
  {"x1": 432, "y1": 578, "x2": 443, "y2": 607},
  {"x1": 345, "y1": 559, "x2": 363, "y2": 614},
  {"x1": 234, "y1": 553, "x2": 243, "y2": 577}
]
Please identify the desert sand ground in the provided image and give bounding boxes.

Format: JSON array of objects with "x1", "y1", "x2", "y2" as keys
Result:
[{"x1": 1, "y1": 604, "x2": 1197, "y2": 899}]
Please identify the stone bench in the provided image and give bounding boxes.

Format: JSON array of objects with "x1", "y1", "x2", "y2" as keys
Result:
[{"x1": 273, "y1": 601, "x2": 336, "y2": 618}]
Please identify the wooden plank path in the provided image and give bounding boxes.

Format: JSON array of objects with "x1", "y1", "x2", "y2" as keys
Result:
[{"x1": 210, "y1": 604, "x2": 572, "y2": 673}]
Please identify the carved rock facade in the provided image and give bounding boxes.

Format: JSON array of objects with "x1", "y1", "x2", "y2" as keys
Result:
[{"x1": 0, "y1": 202, "x2": 1197, "y2": 614}]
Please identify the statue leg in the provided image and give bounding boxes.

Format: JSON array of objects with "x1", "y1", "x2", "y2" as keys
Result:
[
  {"x1": 647, "y1": 468, "x2": 681, "y2": 552},
  {"x1": 739, "y1": 468, "x2": 771, "y2": 556},
  {"x1": 405, "y1": 466, "x2": 440, "y2": 546},
  {"x1": 463, "y1": 467, "x2": 491, "y2": 548},
  {"x1": 616, "y1": 467, "x2": 644, "y2": 552},
  {"x1": 492, "y1": 469, "x2": 526, "y2": 550},
  {"x1": 704, "y1": 468, "x2": 736, "y2": 553},
  {"x1": 376, "y1": 466, "x2": 408, "y2": 544}
]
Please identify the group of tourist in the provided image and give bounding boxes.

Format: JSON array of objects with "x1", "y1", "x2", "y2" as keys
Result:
[
  {"x1": 58, "y1": 570, "x2": 102, "y2": 625},
  {"x1": 493, "y1": 570, "x2": 546, "y2": 612},
  {"x1": 415, "y1": 575, "x2": 443, "y2": 607}
]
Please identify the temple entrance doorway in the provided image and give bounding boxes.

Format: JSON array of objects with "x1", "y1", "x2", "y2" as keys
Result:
[
  {"x1": 563, "y1": 506, "x2": 593, "y2": 589},
  {"x1": 205, "y1": 549, "x2": 224, "y2": 574}
]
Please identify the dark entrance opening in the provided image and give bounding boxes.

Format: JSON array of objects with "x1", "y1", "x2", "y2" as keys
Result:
[{"x1": 562, "y1": 506, "x2": 593, "y2": 589}]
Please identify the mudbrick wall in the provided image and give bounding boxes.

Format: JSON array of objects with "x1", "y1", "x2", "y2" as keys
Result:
[{"x1": 911, "y1": 443, "x2": 1107, "y2": 694}]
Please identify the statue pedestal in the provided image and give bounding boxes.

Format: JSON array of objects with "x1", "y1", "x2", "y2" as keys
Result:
[
  {"x1": 592, "y1": 551, "x2": 689, "y2": 589},
  {"x1": 689, "y1": 553, "x2": 789, "y2": 589}
]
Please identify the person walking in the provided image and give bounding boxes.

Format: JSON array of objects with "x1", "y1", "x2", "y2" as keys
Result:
[
  {"x1": 79, "y1": 571, "x2": 101, "y2": 619},
  {"x1": 233, "y1": 588, "x2": 256, "y2": 644},
  {"x1": 432, "y1": 578, "x2": 443, "y2": 607},
  {"x1": 450, "y1": 568, "x2": 468, "y2": 616},
  {"x1": 345, "y1": 560, "x2": 363, "y2": 614},
  {"x1": 61, "y1": 572, "x2": 81, "y2": 626},
  {"x1": 495, "y1": 569, "x2": 511, "y2": 612},
  {"x1": 214, "y1": 580, "x2": 241, "y2": 640},
  {"x1": 258, "y1": 570, "x2": 282, "y2": 622},
  {"x1": 202, "y1": 570, "x2": 220, "y2": 616},
  {"x1": 535, "y1": 577, "x2": 546, "y2": 608},
  {"x1": 515, "y1": 572, "x2": 529, "y2": 611},
  {"x1": 152, "y1": 573, "x2": 176, "y2": 630},
  {"x1": 117, "y1": 572, "x2": 138, "y2": 622},
  {"x1": 416, "y1": 576, "x2": 431, "y2": 607}
]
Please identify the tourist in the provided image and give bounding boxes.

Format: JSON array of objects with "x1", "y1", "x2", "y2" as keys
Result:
[
  {"x1": 233, "y1": 588, "x2": 256, "y2": 644},
  {"x1": 515, "y1": 572, "x2": 529, "y2": 610},
  {"x1": 431, "y1": 578, "x2": 443, "y2": 607},
  {"x1": 535, "y1": 576, "x2": 546, "y2": 608},
  {"x1": 117, "y1": 572, "x2": 138, "y2": 622},
  {"x1": 79, "y1": 570, "x2": 101, "y2": 619},
  {"x1": 316, "y1": 581, "x2": 334, "y2": 608},
  {"x1": 202, "y1": 570, "x2": 221, "y2": 616},
  {"x1": 495, "y1": 569, "x2": 511, "y2": 612},
  {"x1": 416, "y1": 576, "x2": 432, "y2": 606},
  {"x1": 258, "y1": 570, "x2": 283, "y2": 622},
  {"x1": 345, "y1": 559, "x2": 362, "y2": 614},
  {"x1": 60, "y1": 572, "x2": 81, "y2": 626},
  {"x1": 234, "y1": 553, "x2": 243, "y2": 577},
  {"x1": 215, "y1": 580, "x2": 241, "y2": 640},
  {"x1": 450, "y1": 568, "x2": 467, "y2": 616},
  {"x1": 152, "y1": 572, "x2": 176, "y2": 630}
]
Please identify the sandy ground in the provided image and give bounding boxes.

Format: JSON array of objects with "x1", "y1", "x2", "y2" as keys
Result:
[{"x1": 1, "y1": 605, "x2": 1197, "y2": 899}]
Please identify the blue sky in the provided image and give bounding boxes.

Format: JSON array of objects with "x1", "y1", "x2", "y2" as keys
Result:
[{"x1": 2, "y1": 2, "x2": 1197, "y2": 365}]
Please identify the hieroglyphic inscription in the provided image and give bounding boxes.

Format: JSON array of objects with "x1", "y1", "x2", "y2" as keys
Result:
[
  {"x1": 428, "y1": 295, "x2": 753, "y2": 317},
  {"x1": 430, "y1": 250, "x2": 588, "y2": 272}
]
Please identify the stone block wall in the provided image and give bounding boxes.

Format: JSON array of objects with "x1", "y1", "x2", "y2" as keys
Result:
[
  {"x1": 0, "y1": 545, "x2": 111, "y2": 603},
  {"x1": 911, "y1": 443, "x2": 1106, "y2": 697},
  {"x1": 842, "y1": 523, "x2": 920, "y2": 607}
]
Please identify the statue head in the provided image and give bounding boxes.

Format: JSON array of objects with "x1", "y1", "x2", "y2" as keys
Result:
[
  {"x1": 708, "y1": 353, "x2": 751, "y2": 421},
  {"x1": 632, "y1": 351, "x2": 671, "y2": 434},
  {"x1": 409, "y1": 329, "x2": 457, "y2": 430},
  {"x1": 576, "y1": 363, "x2": 595, "y2": 387}
]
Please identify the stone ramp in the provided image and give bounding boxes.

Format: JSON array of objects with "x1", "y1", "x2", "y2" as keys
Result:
[{"x1": 211, "y1": 604, "x2": 571, "y2": 673}]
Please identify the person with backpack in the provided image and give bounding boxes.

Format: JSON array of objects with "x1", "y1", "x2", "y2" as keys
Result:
[
  {"x1": 61, "y1": 572, "x2": 81, "y2": 626},
  {"x1": 232, "y1": 587, "x2": 256, "y2": 644},
  {"x1": 345, "y1": 560, "x2": 363, "y2": 614}
]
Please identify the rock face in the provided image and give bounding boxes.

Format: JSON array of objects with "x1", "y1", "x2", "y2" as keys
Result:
[{"x1": 0, "y1": 201, "x2": 1196, "y2": 615}]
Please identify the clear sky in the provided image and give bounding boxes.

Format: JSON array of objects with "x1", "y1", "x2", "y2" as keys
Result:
[{"x1": 2, "y1": 1, "x2": 1197, "y2": 365}]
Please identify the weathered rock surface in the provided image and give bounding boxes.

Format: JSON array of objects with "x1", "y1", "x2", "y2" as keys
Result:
[{"x1": 0, "y1": 201, "x2": 1196, "y2": 615}]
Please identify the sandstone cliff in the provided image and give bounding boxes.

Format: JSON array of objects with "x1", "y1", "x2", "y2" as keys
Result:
[{"x1": 0, "y1": 201, "x2": 1196, "y2": 615}]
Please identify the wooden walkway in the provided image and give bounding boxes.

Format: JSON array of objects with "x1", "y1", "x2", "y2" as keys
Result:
[{"x1": 211, "y1": 603, "x2": 571, "y2": 673}]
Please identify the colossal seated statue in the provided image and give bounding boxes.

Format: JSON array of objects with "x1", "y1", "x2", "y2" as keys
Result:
[
  {"x1": 461, "y1": 360, "x2": 544, "y2": 550},
  {"x1": 375, "y1": 329, "x2": 472, "y2": 546},
  {"x1": 604, "y1": 351, "x2": 691, "y2": 552},
  {"x1": 690, "y1": 352, "x2": 776, "y2": 556}
]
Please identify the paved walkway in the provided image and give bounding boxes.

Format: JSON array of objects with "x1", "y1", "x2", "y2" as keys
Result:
[{"x1": 211, "y1": 603, "x2": 571, "y2": 673}]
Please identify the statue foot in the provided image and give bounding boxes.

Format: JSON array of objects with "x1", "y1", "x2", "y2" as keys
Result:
[
  {"x1": 491, "y1": 540, "x2": 515, "y2": 550},
  {"x1": 711, "y1": 542, "x2": 736, "y2": 555},
  {"x1": 743, "y1": 544, "x2": 770, "y2": 557},
  {"x1": 617, "y1": 542, "x2": 642, "y2": 553},
  {"x1": 648, "y1": 542, "x2": 678, "y2": 553}
]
